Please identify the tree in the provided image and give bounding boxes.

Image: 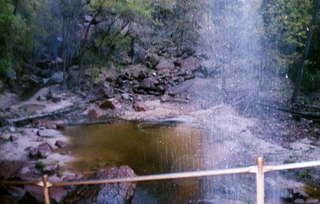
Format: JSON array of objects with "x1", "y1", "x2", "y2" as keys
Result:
[{"x1": 0, "y1": 0, "x2": 30, "y2": 77}]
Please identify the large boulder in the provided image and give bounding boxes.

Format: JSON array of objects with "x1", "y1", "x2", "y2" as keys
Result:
[{"x1": 62, "y1": 166, "x2": 136, "y2": 204}]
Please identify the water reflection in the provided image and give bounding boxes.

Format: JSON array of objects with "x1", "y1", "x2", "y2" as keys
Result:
[{"x1": 64, "y1": 122, "x2": 203, "y2": 203}]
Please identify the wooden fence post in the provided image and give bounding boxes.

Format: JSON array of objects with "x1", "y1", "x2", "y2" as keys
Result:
[
  {"x1": 256, "y1": 157, "x2": 265, "y2": 204},
  {"x1": 42, "y1": 175, "x2": 51, "y2": 204}
]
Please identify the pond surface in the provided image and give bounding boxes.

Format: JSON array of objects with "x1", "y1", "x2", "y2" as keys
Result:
[
  {"x1": 64, "y1": 122, "x2": 205, "y2": 203},
  {"x1": 63, "y1": 121, "x2": 320, "y2": 203}
]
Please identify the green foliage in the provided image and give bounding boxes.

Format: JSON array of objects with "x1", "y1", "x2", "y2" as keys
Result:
[
  {"x1": 86, "y1": 0, "x2": 153, "y2": 20},
  {"x1": 262, "y1": 0, "x2": 313, "y2": 67},
  {"x1": 35, "y1": 161, "x2": 45, "y2": 170},
  {"x1": 0, "y1": 0, "x2": 34, "y2": 76}
]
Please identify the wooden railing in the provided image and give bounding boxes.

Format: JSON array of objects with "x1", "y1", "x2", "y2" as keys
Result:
[{"x1": 1, "y1": 157, "x2": 320, "y2": 204}]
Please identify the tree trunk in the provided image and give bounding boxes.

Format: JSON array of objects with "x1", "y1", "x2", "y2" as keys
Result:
[{"x1": 291, "y1": 0, "x2": 320, "y2": 103}]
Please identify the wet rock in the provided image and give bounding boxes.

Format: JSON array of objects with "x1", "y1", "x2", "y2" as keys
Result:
[
  {"x1": 55, "y1": 140, "x2": 69, "y2": 148},
  {"x1": 87, "y1": 108, "x2": 103, "y2": 120},
  {"x1": 155, "y1": 59, "x2": 175, "y2": 72},
  {"x1": 37, "y1": 129, "x2": 60, "y2": 137},
  {"x1": 62, "y1": 165, "x2": 136, "y2": 204},
  {"x1": 100, "y1": 98, "x2": 121, "y2": 110}
]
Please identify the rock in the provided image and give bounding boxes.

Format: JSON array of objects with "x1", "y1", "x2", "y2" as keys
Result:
[
  {"x1": 62, "y1": 166, "x2": 136, "y2": 204},
  {"x1": 55, "y1": 140, "x2": 69, "y2": 148},
  {"x1": 100, "y1": 98, "x2": 121, "y2": 110},
  {"x1": 26, "y1": 143, "x2": 53, "y2": 158},
  {"x1": 133, "y1": 102, "x2": 148, "y2": 112},
  {"x1": 0, "y1": 91, "x2": 19, "y2": 110},
  {"x1": 144, "y1": 53, "x2": 160, "y2": 68},
  {"x1": 50, "y1": 187, "x2": 68, "y2": 203},
  {"x1": 96, "y1": 82, "x2": 114, "y2": 99},
  {"x1": 37, "y1": 142, "x2": 54, "y2": 157},
  {"x1": 36, "y1": 95, "x2": 47, "y2": 101},
  {"x1": 37, "y1": 129, "x2": 60, "y2": 137},
  {"x1": 87, "y1": 108, "x2": 103, "y2": 120},
  {"x1": 39, "y1": 143, "x2": 54, "y2": 156},
  {"x1": 155, "y1": 59, "x2": 175, "y2": 72},
  {"x1": 48, "y1": 71, "x2": 64, "y2": 84},
  {"x1": 140, "y1": 78, "x2": 157, "y2": 89},
  {"x1": 169, "y1": 79, "x2": 195, "y2": 96},
  {"x1": 63, "y1": 174, "x2": 83, "y2": 182},
  {"x1": 42, "y1": 163, "x2": 59, "y2": 175},
  {"x1": 18, "y1": 163, "x2": 42, "y2": 181},
  {"x1": 121, "y1": 93, "x2": 132, "y2": 101},
  {"x1": 25, "y1": 147, "x2": 40, "y2": 158},
  {"x1": 47, "y1": 91, "x2": 62, "y2": 103},
  {"x1": 9, "y1": 126, "x2": 16, "y2": 132},
  {"x1": 175, "y1": 56, "x2": 201, "y2": 71}
]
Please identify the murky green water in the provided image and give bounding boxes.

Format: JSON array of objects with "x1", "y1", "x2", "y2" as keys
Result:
[
  {"x1": 63, "y1": 121, "x2": 320, "y2": 203},
  {"x1": 63, "y1": 121, "x2": 204, "y2": 203}
]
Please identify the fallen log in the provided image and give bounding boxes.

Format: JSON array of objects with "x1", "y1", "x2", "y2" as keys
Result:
[{"x1": 6, "y1": 106, "x2": 76, "y2": 125}]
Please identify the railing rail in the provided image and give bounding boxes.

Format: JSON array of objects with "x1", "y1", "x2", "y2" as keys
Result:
[{"x1": 1, "y1": 157, "x2": 320, "y2": 204}]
